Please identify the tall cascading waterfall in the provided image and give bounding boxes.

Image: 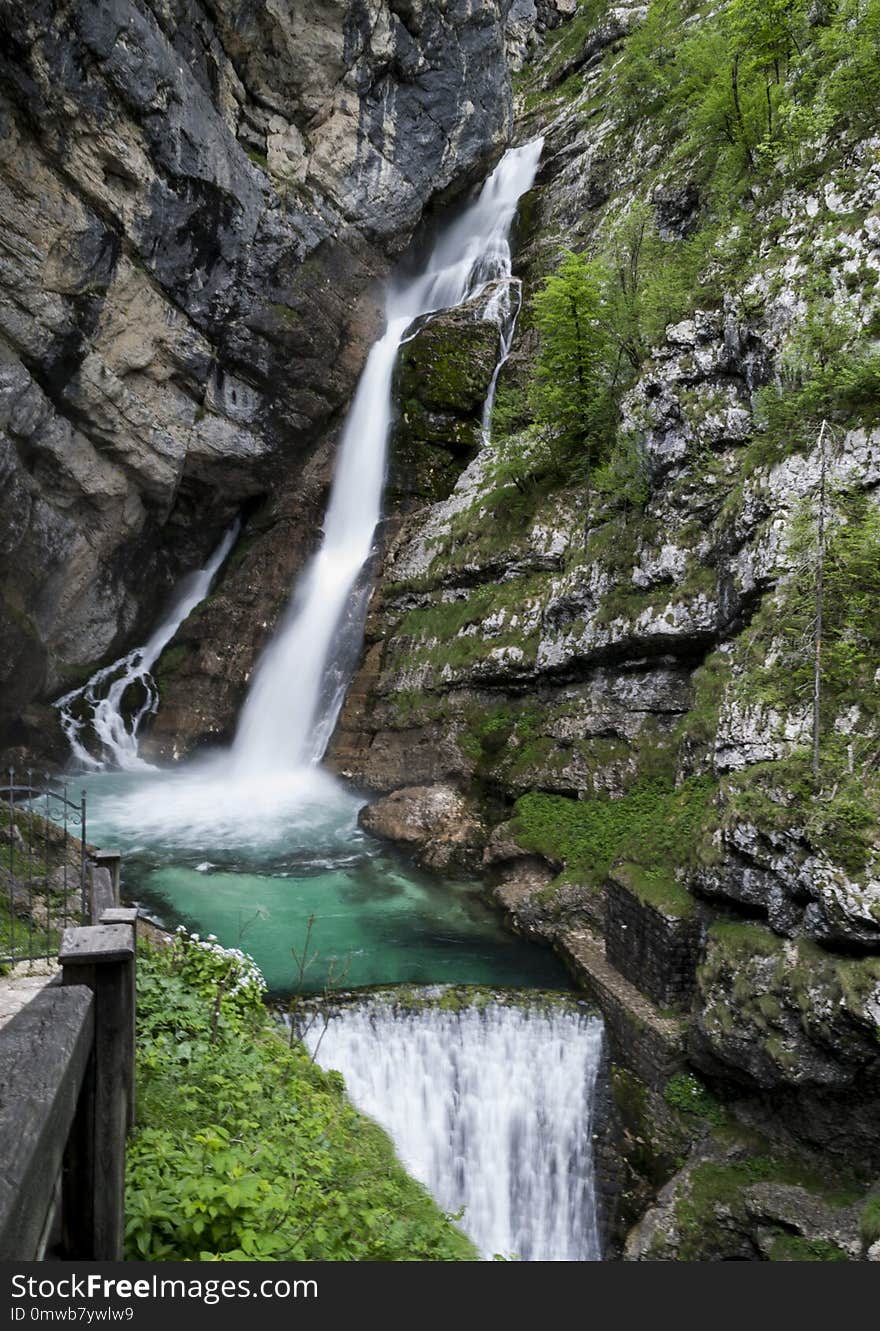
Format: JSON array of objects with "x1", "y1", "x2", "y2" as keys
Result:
[
  {"x1": 307, "y1": 998, "x2": 605, "y2": 1261},
  {"x1": 55, "y1": 522, "x2": 239, "y2": 771},
  {"x1": 231, "y1": 138, "x2": 544, "y2": 775}
]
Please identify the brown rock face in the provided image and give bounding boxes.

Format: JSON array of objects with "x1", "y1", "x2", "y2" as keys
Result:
[
  {"x1": 357, "y1": 783, "x2": 486, "y2": 872},
  {"x1": 0, "y1": 0, "x2": 516, "y2": 751}
]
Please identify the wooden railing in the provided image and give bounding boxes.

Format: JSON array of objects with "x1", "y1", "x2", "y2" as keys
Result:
[{"x1": 0, "y1": 875, "x2": 136, "y2": 1260}]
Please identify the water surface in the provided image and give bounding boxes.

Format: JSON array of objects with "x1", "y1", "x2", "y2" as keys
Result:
[{"x1": 80, "y1": 765, "x2": 571, "y2": 995}]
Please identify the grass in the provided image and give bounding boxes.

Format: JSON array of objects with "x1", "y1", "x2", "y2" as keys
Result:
[{"x1": 510, "y1": 776, "x2": 716, "y2": 892}]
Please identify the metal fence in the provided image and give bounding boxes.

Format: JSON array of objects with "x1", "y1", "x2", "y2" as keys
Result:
[{"x1": 0, "y1": 770, "x2": 88, "y2": 967}]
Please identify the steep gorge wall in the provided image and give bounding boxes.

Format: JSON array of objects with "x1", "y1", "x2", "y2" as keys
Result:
[
  {"x1": 326, "y1": 1, "x2": 880, "y2": 1256},
  {"x1": 0, "y1": 0, "x2": 528, "y2": 752}
]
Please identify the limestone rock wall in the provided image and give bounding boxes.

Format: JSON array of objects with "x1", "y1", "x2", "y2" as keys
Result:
[
  {"x1": 0, "y1": 0, "x2": 517, "y2": 749},
  {"x1": 324, "y1": 1, "x2": 880, "y2": 1225}
]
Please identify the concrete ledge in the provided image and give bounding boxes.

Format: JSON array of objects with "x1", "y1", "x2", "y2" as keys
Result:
[{"x1": 557, "y1": 927, "x2": 686, "y2": 1090}]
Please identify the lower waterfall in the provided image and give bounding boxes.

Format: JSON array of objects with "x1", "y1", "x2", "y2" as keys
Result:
[{"x1": 306, "y1": 996, "x2": 605, "y2": 1262}]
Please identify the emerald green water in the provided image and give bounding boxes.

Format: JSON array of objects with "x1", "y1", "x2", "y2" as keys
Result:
[{"x1": 78, "y1": 764, "x2": 571, "y2": 996}]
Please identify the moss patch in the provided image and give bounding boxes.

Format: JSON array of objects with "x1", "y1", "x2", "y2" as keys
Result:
[{"x1": 510, "y1": 776, "x2": 716, "y2": 892}]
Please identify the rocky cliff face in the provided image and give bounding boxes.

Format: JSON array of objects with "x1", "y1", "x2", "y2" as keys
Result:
[
  {"x1": 4, "y1": 0, "x2": 880, "y2": 1260},
  {"x1": 324, "y1": 1, "x2": 880, "y2": 1254},
  {"x1": 0, "y1": 0, "x2": 520, "y2": 751}
]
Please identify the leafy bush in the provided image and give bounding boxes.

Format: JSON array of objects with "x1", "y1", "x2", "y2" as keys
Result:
[
  {"x1": 126, "y1": 933, "x2": 476, "y2": 1261},
  {"x1": 663, "y1": 1073, "x2": 726, "y2": 1127},
  {"x1": 510, "y1": 776, "x2": 716, "y2": 889}
]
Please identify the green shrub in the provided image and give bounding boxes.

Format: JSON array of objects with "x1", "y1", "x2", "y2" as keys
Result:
[
  {"x1": 860, "y1": 1196, "x2": 880, "y2": 1247},
  {"x1": 663, "y1": 1073, "x2": 726, "y2": 1127},
  {"x1": 510, "y1": 776, "x2": 715, "y2": 889},
  {"x1": 126, "y1": 934, "x2": 476, "y2": 1261}
]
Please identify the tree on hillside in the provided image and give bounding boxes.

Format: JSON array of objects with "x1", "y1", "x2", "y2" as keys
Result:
[{"x1": 529, "y1": 249, "x2": 617, "y2": 532}]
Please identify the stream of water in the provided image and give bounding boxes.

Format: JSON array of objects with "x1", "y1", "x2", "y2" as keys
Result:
[
  {"x1": 55, "y1": 139, "x2": 606, "y2": 1261},
  {"x1": 304, "y1": 996, "x2": 605, "y2": 1262}
]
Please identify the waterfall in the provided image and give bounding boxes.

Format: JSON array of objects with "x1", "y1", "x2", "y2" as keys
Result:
[
  {"x1": 479, "y1": 276, "x2": 523, "y2": 443},
  {"x1": 306, "y1": 996, "x2": 604, "y2": 1262},
  {"x1": 232, "y1": 138, "x2": 544, "y2": 775},
  {"x1": 55, "y1": 522, "x2": 239, "y2": 771}
]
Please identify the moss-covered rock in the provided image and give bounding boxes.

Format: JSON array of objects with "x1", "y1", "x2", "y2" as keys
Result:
[
  {"x1": 389, "y1": 303, "x2": 501, "y2": 505},
  {"x1": 625, "y1": 1140, "x2": 867, "y2": 1262}
]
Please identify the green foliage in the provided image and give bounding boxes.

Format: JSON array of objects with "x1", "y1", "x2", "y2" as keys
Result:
[
  {"x1": 767, "y1": 1233, "x2": 849, "y2": 1261},
  {"x1": 719, "y1": 477, "x2": 880, "y2": 875},
  {"x1": 721, "y1": 753, "x2": 879, "y2": 877},
  {"x1": 510, "y1": 776, "x2": 716, "y2": 890},
  {"x1": 860, "y1": 1195, "x2": 880, "y2": 1246},
  {"x1": 616, "y1": 0, "x2": 880, "y2": 178},
  {"x1": 126, "y1": 935, "x2": 476, "y2": 1261},
  {"x1": 663, "y1": 1073, "x2": 727, "y2": 1127},
  {"x1": 529, "y1": 249, "x2": 618, "y2": 451},
  {"x1": 753, "y1": 308, "x2": 880, "y2": 465},
  {"x1": 781, "y1": 490, "x2": 880, "y2": 712},
  {"x1": 487, "y1": 425, "x2": 565, "y2": 495}
]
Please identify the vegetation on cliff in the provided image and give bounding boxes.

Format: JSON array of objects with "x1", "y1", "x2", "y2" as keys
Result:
[
  {"x1": 125, "y1": 932, "x2": 475, "y2": 1261},
  {"x1": 321, "y1": 1, "x2": 880, "y2": 1251}
]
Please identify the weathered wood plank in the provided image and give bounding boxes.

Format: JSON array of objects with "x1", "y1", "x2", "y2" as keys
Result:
[
  {"x1": 93, "y1": 851, "x2": 121, "y2": 904},
  {"x1": 100, "y1": 907, "x2": 138, "y2": 926},
  {"x1": 89, "y1": 866, "x2": 115, "y2": 925},
  {"x1": 59, "y1": 924, "x2": 134, "y2": 965},
  {"x1": 0, "y1": 986, "x2": 94, "y2": 1260},
  {"x1": 61, "y1": 922, "x2": 135, "y2": 1260},
  {"x1": 100, "y1": 909, "x2": 137, "y2": 1128}
]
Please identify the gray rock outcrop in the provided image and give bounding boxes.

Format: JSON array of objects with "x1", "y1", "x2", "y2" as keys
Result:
[{"x1": 0, "y1": 0, "x2": 516, "y2": 747}]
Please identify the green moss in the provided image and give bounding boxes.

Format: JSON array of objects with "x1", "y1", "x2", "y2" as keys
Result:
[
  {"x1": 391, "y1": 575, "x2": 545, "y2": 677},
  {"x1": 153, "y1": 644, "x2": 188, "y2": 684},
  {"x1": 268, "y1": 302, "x2": 301, "y2": 328},
  {"x1": 706, "y1": 920, "x2": 783, "y2": 962},
  {"x1": 613, "y1": 862, "x2": 696, "y2": 918},
  {"x1": 674, "y1": 1153, "x2": 859, "y2": 1261},
  {"x1": 767, "y1": 1233, "x2": 849, "y2": 1262},
  {"x1": 510, "y1": 776, "x2": 715, "y2": 893},
  {"x1": 593, "y1": 557, "x2": 716, "y2": 631}
]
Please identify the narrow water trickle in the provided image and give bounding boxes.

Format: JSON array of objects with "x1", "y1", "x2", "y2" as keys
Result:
[
  {"x1": 55, "y1": 521, "x2": 239, "y2": 771},
  {"x1": 306, "y1": 997, "x2": 605, "y2": 1262}
]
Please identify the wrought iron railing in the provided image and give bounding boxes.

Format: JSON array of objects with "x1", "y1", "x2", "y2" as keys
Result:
[{"x1": 0, "y1": 770, "x2": 88, "y2": 968}]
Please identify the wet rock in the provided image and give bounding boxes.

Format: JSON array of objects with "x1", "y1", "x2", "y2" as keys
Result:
[
  {"x1": 390, "y1": 299, "x2": 502, "y2": 505},
  {"x1": 0, "y1": 0, "x2": 516, "y2": 746},
  {"x1": 688, "y1": 922, "x2": 880, "y2": 1162},
  {"x1": 358, "y1": 783, "x2": 486, "y2": 872},
  {"x1": 624, "y1": 1146, "x2": 864, "y2": 1261}
]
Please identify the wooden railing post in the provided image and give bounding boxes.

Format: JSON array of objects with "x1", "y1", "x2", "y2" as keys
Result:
[
  {"x1": 59, "y1": 923, "x2": 135, "y2": 1261},
  {"x1": 93, "y1": 850, "x2": 121, "y2": 904},
  {"x1": 101, "y1": 906, "x2": 138, "y2": 1130},
  {"x1": 88, "y1": 865, "x2": 115, "y2": 924},
  {"x1": 0, "y1": 986, "x2": 94, "y2": 1260}
]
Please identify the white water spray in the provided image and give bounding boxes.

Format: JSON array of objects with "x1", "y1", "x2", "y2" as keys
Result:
[
  {"x1": 58, "y1": 142, "x2": 542, "y2": 839},
  {"x1": 232, "y1": 139, "x2": 544, "y2": 775},
  {"x1": 55, "y1": 522, "x2": 239, "y2": 771},
  {"x1": 308, "y1": 996, "x2": 604, "y2": 1261}
]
